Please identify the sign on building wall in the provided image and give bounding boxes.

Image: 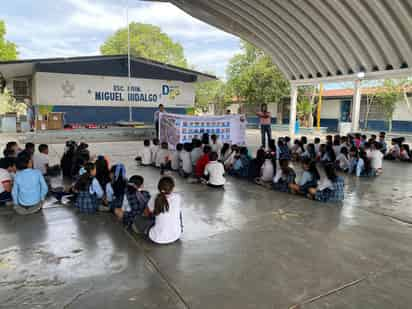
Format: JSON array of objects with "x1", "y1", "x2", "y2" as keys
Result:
[
  {"x1": 35, "y1": 72, "x2": 195, "y2": 108},
  {"x1": 159, "y1": 112, "x2": 247, "y2": 149}
]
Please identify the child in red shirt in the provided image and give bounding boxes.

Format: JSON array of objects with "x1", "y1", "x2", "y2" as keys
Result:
[{"x1": 195, "y1": 145, "x2": 212, "y2": 178}]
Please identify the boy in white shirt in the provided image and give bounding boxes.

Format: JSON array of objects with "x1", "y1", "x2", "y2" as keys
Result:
[
  {"x1": 368, "y1": 142, "x2": 383, "y2": 174},
  {"x1": 171, "y1": 143, "x2": 183, "y2": 171},
  {"x1": 179, "y1": 143, "x2": 193, "y2": 178},
  {"x1": 156, "y1": 142, "x2": 171, "y2": 173},
  {"x1": 136, "y1": 140, "x2": 152, "y2": 166},
  {"x1": 210, "y1": 134, "x2": 222, "y2": 153},
  {"x1": 191, "y1": 139, "x2": 203, "y2": 167},
  {"x1": 204, "y1": 152, "x2": 225, "y2": 188},
  {"x1": 150, "y1": 138, "x2": 160, "y2": 166},
  {"x1": 33, "y1": 144, "x2": 49, "y2": 176}
]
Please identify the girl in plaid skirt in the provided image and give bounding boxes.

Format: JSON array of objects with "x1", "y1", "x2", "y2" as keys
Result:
[
  {"x1": 74, "y1": 162, "x2": 104, "y2": 214},
  {"x1": 308, "y1": 164, "x2": 344, "y2": 203},
  {"x1": 272, "y1": 159, "x2": 296, "y2": 193},
  {"x1": 106, "y1": 164, "x2": 127, "y2": 211}
]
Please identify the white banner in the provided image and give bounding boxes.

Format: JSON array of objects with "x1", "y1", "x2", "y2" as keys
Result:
[
  {"x1": 35, "y1": 72, "x2": 195, "y2": 108},
  {"x1": 159, "y1": 112, "x2": 246, "y2": 148}
]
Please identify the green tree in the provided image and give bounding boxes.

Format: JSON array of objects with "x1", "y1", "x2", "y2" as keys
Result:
[
  {"x1": 226, "y1": 41, "x2": 290, "y2": 106},
  {"x1": 376, "y1": 79, "x2": 410, "y2": 132},
  {"x1": 195, "y1": 79, "x2": 229, "y2": 112},
  {"x1": 100, "y1": 22, "x2": 187, "y2": 68},
  {"x1": 0, "y1": 20, "x2": 18, "y2": 60},
  {"x1": 0, "y1": 88, "x2": 26, "y2": 115}
]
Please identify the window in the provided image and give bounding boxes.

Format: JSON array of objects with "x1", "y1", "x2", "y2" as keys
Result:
[{"x1": 13, "y1": 80, "x2": 29, "y2": 97}]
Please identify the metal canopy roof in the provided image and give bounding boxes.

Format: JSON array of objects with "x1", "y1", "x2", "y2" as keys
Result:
[{"x1": 154, "y1": 0, "x2": 412, "y2": 83}]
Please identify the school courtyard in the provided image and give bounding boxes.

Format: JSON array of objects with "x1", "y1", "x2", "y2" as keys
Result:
[{"x1": 1, "y1": 132, "x2": 412, "y2": 308}]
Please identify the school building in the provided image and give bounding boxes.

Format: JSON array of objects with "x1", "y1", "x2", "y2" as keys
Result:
[
  {"x1": 225, "y1": 88, "x2": 412, "y2": 133},
  {"x1": 0, "y1": 55, "x2": 215, "y2": 125}
]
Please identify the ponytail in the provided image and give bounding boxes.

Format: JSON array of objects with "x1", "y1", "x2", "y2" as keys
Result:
[{"x1": 153, "y1": 176, "x2": 175, "y2": 215}]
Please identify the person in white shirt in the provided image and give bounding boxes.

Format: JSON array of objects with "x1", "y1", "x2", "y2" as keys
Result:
[
  {"x1": 33, "y1": 144, "x2": 49, "y2": 175},
  {"x1": 156, "y1": 142, "x2": 171, "y2": 175},
  {"x1": 150, "y1": 138, "x2": 160, "y2": 166},
  {"x1": 179, "y1": 143, "x2": 193, "y2": 177},
  {"x1": 210, "y1": 134, "x2": 222, "y2": 154},
  {"x1": 260, "y1": 154, "x2": 275, "y2": 182},
  {"x1": 133, "y1": 176, "x2": 182, "y2": 244},
  {"x1": 191, "y1": 139, "x2": 203, "y2": 166},
  {"x1": 0, "y1": 157, "x2": 16, "y2": 204},
  {"x1": 171, "y1": 143, "x2": 183, "y2": 171},
  {"x1": 223, "y1": 145, "x2": 238, "y2": 170},
  {"x1": 368, "y1": 142, "x2": 384, "y2": 174},
  {"x1": 204, "y1": 152, "x2": 225, "y2": 188},
  {"x1": 336, "y1": 147, "x2": 350, "y2": 172},
  {"x1": 136, "y1": 140, "x2": 152, "y2": 166}
]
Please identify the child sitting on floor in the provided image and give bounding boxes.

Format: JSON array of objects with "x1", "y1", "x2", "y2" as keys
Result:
[
  {"x1": 229, "y1": 147, "x2": 250, "y2": 178},
  {"x1": 191, "y1": 139, "x2": 203, "y2": 167},
  {"x1": 179, "y1": 143, "x2": 193, "y2": 178},
  {"x1": 150, "y1": 138, "x2": 160, "y2": 166},
  {"x1": 171, "y1": 143, "x2": 183, "y2": 171},
  {"x1": 289, "y1": 159, "x2": 319, "y2": 195},
  {"x1": 117, "y1": 175, "x2": 151, "y2": 229},
  {"x1": 256, "y1": 151, "x2": 276, "y2": 184},
  {"x1": 12, "y1": 152, "x2": 48, "y2": 215},
  {"x1": 156, "y1": 142, "x2": 171, "y2": 174},
  {"x1": 368, "y1": 142, "x2": 384, "y2": 174},
  {"x1": 136, "y1": 139, "x2": 152, "y2": 166},
  {"x1": 272, "y1": 159, "x2": 296, "y2": 192},
  {"x1": 74, "y1": 162, "x2": 104, "y2": 214},
  {"x1": 0, "y1": 158, "x2": 16, "y2": 205},
  {"x1": 133, "y1": 176, "x2": 183, "y2": 244},
  {"x1": 400, "y1": 144, "x2": 411, "y2": 162},
  {"x1": 210, "y1": 134, "x2": 222, "y2": 153},
  {"x1": 308, "y1": 164, "x2": 344, "y2": 203},
  {"x1": 106, "y1": 164, "x2": 127, "y2": 211},
  {"x1": 336, "y1": 147, "x2": 350, "y2": 172},
  {"x1": 204, "y1": 152, "x2": 226, "y2": 188},
  {"x1": 248, "y1": 148, "x2": 266, "y2": 180},
  {"x1": 195, "y1": 145, "x2": 212, "y2": 178}
]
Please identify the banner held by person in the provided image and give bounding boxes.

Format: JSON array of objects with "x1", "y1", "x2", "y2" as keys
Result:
[{"x1": 158, "y1": 112, "x2": 246, "y2": 149}]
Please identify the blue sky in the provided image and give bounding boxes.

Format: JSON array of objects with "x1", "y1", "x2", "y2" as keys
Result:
[{"x1": 2, "y1": 0, "x2": 241, "y2": 78}]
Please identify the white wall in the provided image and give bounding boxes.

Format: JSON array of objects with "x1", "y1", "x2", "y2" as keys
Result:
[
  {"x1": 320, "y1": 99, "x2": 341, "y2": 118},
  {"x1": 35, "y1": 72, "x2": 195, "y2": 108},
  {"x1": 392, "y1": 100, "x2": 412, "y2": 121}
]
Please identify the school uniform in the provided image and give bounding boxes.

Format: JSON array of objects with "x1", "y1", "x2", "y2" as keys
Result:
[
  {"x1": 12, "y1": 169, "x2": 48, "y2": 215},
  {"x1": 272, "y1": 168, "x2": 296, "y2": 192},
  {"x1": 315, "y1": 177, "x2": 345, "y2": 202},
  {"x1": 124, "y1": 188, "x2": 151, "y2": 228},
  {"x1": 179, "y1": 150, "x2": 192, "y2": 177},
  {"x1": 156, "y1": 149, "x2": 170, "y2": 168},
  {"x1": 229, "y1": 155, "x2": 250, "y2": 178},
  {"x1": 191, "y1": 147, "x2": 202, "y2": 166},
  {"x1": 150, "y1": 145, "x2": 159, "y2": 165},
  {"x1": 204, "y1": 161, "x2": 226, "y2": 187},
  {"x1": 170, "y1": 150, "x2": 181, "y2": 171},
  {"x1": 147, "y1": 193, "x2": 183, "y2": 244},
  {"x1": 75, "y1": 178, "x2": 104, "y2": 214},
  {"x1": 298, "y1": 171, "x2": 317, "y2": 194},
  {"x1": 368, "y1": 150, "x2": 384, "y2": 172},
  {"x1": 260, "y1": 159, "x2": 274, "y2": 182},
  {"x1": 210, "y1": 142, "x2": 222, "y2": 153},
  {"x1": 336, "y1": 153, "x2": 350, "y2": 171},
  {"x1": 140, "y1": 147, "x2": 152, "y2": 166},
  {"x1": 195, "y1": 154, "x2": 210, "y2": 178}
]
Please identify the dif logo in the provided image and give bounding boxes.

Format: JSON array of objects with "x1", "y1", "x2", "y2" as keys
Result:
[{"x1": 162, "y1": 85, "x2": 181, "y2": 100}]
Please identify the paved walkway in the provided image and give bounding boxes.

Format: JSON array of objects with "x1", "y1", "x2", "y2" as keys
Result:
[{"x1": 1, "y1": 134, "x2": 412, "y2": 308}]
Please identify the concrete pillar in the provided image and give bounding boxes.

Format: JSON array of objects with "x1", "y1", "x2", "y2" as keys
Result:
[
  {"x1": 351, "y1": 79, "x2": 362, "y2": 132},
  {"x1": 289, "y1": 85, "x2": 298, "y2": 138}
]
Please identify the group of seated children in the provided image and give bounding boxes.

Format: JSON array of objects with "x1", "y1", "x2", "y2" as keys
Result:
[
  {"x1": 137, "y1": 134, "x2": 345, "y2": 203},
  {"x1": 58, "y1": 140, "x2": 182, "y2": 245},
  {"x1": 137, "y1": 134, "x2": 226, "y2": 188},
  {"x1": 0, "y1": 141, "x2": 50, "y2": 215}
]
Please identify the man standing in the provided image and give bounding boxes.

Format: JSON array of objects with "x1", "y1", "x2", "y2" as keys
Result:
[
  {"x1": 256, "y1": 103, "x2": 272, "y2": 148},
  {"x1": 24, "y1": 98, "x2": 35, "y2": 132},
  {"x1": 154, "y1": 104, "x2": 165, "y2": 138}
]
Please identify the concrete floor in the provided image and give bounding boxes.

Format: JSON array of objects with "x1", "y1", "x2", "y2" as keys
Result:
[{"x1": 1, "y1": 133, "x2": 412, "y2": 308}]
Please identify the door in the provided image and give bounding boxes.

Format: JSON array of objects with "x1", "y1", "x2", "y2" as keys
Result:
[{"x1": 340, "y1": 100, "x2": 351, "y2": 122}]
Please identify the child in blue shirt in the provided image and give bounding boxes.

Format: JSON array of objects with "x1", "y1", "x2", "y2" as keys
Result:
[{"x1": 12, "y1": 153, "x2": 48, "y2": 215}]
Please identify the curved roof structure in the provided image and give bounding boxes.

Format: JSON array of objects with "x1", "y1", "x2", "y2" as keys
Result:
[{"x1": 154, "y1": 0, "x2": 412, "y2": 83}]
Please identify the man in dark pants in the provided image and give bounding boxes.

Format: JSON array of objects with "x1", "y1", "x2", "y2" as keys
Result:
[
  {"x1": 256, "y1": 103, "x2": 272, "y2": 149},
  {"x1": 153, "y1": 104, "x2": 165, "y2": 138}
]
